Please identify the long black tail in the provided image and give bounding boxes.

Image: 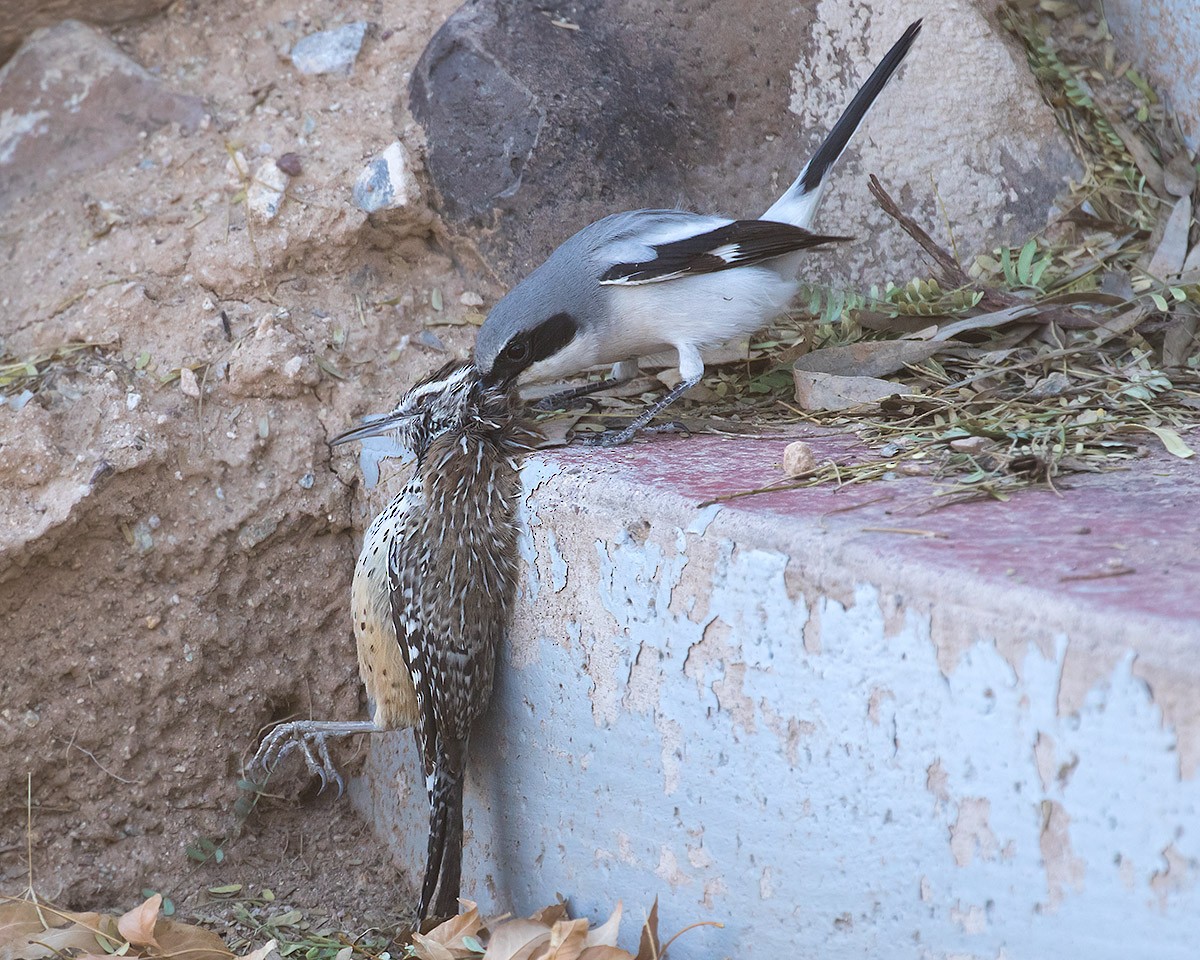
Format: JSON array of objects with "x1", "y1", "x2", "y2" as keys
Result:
[
  {"x1": 763, "y1": 19, "x2": 922, "y2": 227},
  {"x1": 417, "y1": 740, "x2": 465, "y2": 922}
]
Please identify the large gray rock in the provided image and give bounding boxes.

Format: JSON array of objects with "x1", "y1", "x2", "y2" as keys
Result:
[
  {"x1": 409, "y1": 0, "x2": 1081, "y2": 286},
  {"x1": 0, "y1": 19, "x2": 205, "y2": 213},
  {"x1": 1106, "y1": 0, "x2": 1200, "y2": 152}
]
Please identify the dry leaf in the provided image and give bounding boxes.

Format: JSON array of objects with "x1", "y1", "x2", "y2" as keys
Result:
[
  {"x1": 0, "y1": 900, "x2": 48, "y2": 951},
  {"x1": 510, "y1": 936, "x2": 554, "y2": 960},
  {"x1": 483, "y1": 919, "x2": 553, "y2": 960},
  {"x1": 1146, "y1": 195, "x2": 1192, "y2": 279},
  {"x1": 577, "y1": 948, "x2": 633, "y2": 960},
  {"x1": 1134, "y1": 424, "x2": 1195, "y2": 458},
  {"x1": 793, "y1": 369, "x2": 906, "y2": 411},
  {"x1": 634, "y1": 900, "x2": 659, "y2": 960},
  {"x1": 410, "y1": 934, "x2": 457, "y2": 960},
  {"x1": 544, "y1": 918, "x2": 589, "y2": 960},
  {"x1": 237, "y1": 939, "x2": 280, "y2": 960},
  {"x1": 1162, "y1": 310, "x2": 1200, "y2": 368},
  {"x1": 584, "y1": 904, "x2": 622, "y2": 949},
  {"x1": 530, "y1": 904, "x2": 568, "y2": 927},
  {"x1": 118, "y1": 894, "x2": 161, "y2": 947},
  {"x1": 792, "y1": 339, "x2": 944, "y2": 378},
  {"x1": 414, "y1": 900, "x2": 483, "y2": 959},
  {"x1": 5, "y1": 910, "x2": 108, "y2": 960},
  {"x1": 149, "y1": 918, "x2": 233, "y2": 960}
]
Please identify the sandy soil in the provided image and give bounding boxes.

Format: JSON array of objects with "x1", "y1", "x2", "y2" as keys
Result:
[{"x1": 0, "y1": 0, "x2": 485, "y2": 929}]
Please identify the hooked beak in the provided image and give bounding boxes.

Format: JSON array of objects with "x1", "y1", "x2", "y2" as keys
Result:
[{"x1": 328, "y1": 410, "x2": 418, "y2": 447}]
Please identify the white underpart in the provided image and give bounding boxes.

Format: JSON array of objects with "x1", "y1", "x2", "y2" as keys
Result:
[{"x1": 610, "y1": 265, "x2": 799, "y2": 357}]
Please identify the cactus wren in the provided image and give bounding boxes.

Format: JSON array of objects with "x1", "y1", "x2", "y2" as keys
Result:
[{"x1": 252, "y1": 360, "x2": 529, "y2": 921}]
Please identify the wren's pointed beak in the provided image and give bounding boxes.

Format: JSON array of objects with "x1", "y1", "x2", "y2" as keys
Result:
[{"x1": 328, "y1": 411, "x2": 418, "y2": 447}]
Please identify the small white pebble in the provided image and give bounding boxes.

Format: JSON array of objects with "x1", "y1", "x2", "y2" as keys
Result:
[
  {"x1": 782, "y1": 440, "x2": 817, "y2": 478},
  {"x1": 126, "y1": 392, "x2": 141, "y2": 411},
  {"x1": 179, "y1": 367, "x2": 200, "y2": 398},
  {"x1": 459, "y1": 291, "x2": 484, "y2": 307}
]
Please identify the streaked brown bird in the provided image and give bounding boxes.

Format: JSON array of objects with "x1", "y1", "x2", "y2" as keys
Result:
[{"x1": 252, "y1": 360, "x2": 528, "y2": 921}]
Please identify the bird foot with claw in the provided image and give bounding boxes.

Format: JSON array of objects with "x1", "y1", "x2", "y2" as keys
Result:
[{"x1": 250, "y1": 720, "x2": 360, "y2": 797}]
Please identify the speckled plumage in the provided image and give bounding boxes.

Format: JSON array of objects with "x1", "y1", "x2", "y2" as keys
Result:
[{"x1": 350, "y1": 360, "x2": 528, "y2": 921}]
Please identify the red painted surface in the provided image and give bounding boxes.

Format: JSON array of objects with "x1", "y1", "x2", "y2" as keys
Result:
[{"x1": 553, "y1": 430, "x2": 1200, "y2": 624}]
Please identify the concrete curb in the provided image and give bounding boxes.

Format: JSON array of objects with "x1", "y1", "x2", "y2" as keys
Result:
[{"x1": 352, "y1": 434, "x2": 1200, "y2": 958}]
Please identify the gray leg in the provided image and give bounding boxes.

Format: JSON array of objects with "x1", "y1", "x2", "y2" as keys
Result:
[
  {"x1": 584, "y1": 373, "x2": 701, "y2": 446},
  {"x1": 250, "y1": 719, "x2": 379, "y2": 797}
]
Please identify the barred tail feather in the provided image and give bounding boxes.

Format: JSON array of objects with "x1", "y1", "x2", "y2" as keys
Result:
[{"x1": 417, "y1": 743, "x2": 466, "y2": 922}]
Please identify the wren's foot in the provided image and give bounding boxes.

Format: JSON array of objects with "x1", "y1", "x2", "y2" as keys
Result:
[{"x1": 249, "y1": 719, "x2": 378, "y2": 797}]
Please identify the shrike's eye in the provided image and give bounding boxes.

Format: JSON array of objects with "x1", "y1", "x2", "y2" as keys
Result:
[{"x1": 502, "y1": 340, "x2": 529, "y2": 362}]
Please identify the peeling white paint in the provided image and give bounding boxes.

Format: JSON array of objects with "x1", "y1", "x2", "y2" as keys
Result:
[{"x1": 356, "y1": 466, "x2": 1200, "y2": 960}]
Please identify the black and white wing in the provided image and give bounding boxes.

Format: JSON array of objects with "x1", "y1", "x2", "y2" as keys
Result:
[{"x1": 595, "y1": 211, "x2": 849, "y2": 286}]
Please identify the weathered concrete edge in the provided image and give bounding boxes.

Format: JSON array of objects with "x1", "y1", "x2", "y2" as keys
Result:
[{"x1": 349, "y1": 452, "x2": 1200, "y2": 959}]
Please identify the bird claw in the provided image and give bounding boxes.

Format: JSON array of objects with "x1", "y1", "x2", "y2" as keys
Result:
[{"x1": 250, "y1": 721, "x2": 347, "y2": 797}]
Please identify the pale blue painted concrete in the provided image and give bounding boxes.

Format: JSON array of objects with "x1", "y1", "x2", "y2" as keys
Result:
[{"x1": 351, "y1": 455, "x2": 1200, "y2": 960}]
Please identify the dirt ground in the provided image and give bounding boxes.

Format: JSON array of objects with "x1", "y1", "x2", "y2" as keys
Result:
[{"x1": 0, "y1": 0, "x2": 486, "y2": 928}]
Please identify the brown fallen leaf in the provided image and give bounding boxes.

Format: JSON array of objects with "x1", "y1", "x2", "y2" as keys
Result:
[
  {"x1": 117, "y1": 894, "x2": 161, "y2": 948},
  {"x1": 151, "y1": 917, "x2": 232, "y2": 960},
  {"x1": 792, "y1": 339, "x2": 944, "y2": 378},
  {"x1": 411, "y1": 900, "x2": 483, "y2": 960},
  {"x1": 634, "y1": 899, "x2": 659, "y2": 960},
  {"x1": 584, "y1": 904, "x2": 622, "y2": 949},
  {"x1": 544, "y1": 918, "x2": 589, "y2": 960},
  {"x1": 0, "y1": 901, "x2": 111, "y2": 960},
  {"x1": 793, "y1": 368, "x2": 906, "y2": 411},
  {"x1": 482, "y1": 919, "x2": 553, "y2": 960},
  {"x1": 1146, "y1": 195, "x2": 1192, "y2": 279},
  {"x1": 577, "y1": 949, "x2": 632, "y2": 960},
  {"x1": 236, "y1": 940, "x2": 279, "y2": 960}
]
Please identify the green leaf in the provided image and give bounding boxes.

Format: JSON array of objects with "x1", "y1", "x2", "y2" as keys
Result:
[
  {"x1": 1017, "y1": 239, "x2": 1037, "y2": 285},
  {"x1": 209, "y1": 883, "x2": 243, "y2": 895},
  {"x1": 1150, "y1": 292, "x2": 1169, "y2": 312},
  {"x1": 315, "y1": 356, "x2": 346, "y2": 380},
  {"x1": 1139, "y1": 425, "x2": 1195, "y2": 458},
  {"x1": 462, "y1": 935, "x2": 485, "y2": 953}
]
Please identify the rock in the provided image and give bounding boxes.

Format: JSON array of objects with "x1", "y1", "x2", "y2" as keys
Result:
[
  {"x1": 1105, "y1": 0, "x2": 1200, "y2": 152},
  {"x1": 227, "y1": 319, "x2": 320, "y2": 399},
  {"x1": 247, "y1": 159, "x2": 290, "y2": 222},
  {"x1": 291, "y1": 21, "x2": 367, "y2": 76},
  {"x1": 409, "y1": 0, "x2": 1080, "y2": 285},
  {"x1": 782, "y1": 440, "x2": 817, "y2": 477},
  {"x1": 0, "y1": 20, "x2": 206, "y2": 213},
  {"x1": 352, "y1": 140, "x2": 422, "y2": 214},
  {"x1": 0, "y1": 0, "x2": 171, "y2": 65},
  {"x1": 178, "y1": 366, "x2": 201, "y2": 398}
]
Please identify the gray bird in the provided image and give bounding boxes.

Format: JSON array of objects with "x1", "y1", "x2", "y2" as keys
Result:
[
  {"x1": 252, "y1": 360, "x2": 528, "y2": 922},
  {"x1": 474, "y1": 20, "x2": 922, "y2": 444}
]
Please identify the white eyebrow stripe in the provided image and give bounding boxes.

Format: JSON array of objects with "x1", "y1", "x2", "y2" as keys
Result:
[{"x1": 398, "y1": 365, "x2": 474, "y2": 408}]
